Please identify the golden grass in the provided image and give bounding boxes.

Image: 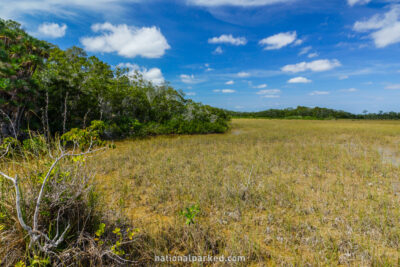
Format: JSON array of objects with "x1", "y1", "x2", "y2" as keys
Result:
[{"x1": 92, "y1": 119, "x2": 400, "y2": 266}]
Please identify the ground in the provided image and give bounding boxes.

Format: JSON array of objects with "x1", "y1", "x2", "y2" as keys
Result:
[{"x1": 93, "y1": 119, "x2": 400, "y2": 266}]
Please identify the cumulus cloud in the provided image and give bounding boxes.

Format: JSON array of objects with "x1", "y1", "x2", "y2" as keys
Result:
[
  {"x1": 281, "y1": 59, "x2": 341, "y2": 73},
  {"x1": 287, "y1": 77, "x2": 312, "y2": 83},
  {"x1": 225, "y1": 80, "x2": 235, "y2": 85},
  {"x1": 259, "y1": 31, "x2": 299, "y2": 50},
  {"x1": 208, "y1": 34, "x2": 247, "y2": 46},
  {"x1": 353, "y1": 5, "x2": 400, "y2": 48},
  {"x1": 180, "y1": 74, "x2": 203, "y2": 84},
  {"x1": 118, "y1": 63, "x2": 165, "y2": 85},
  {"x1": 37, "y1": 22, "x2": 67, "y2": 38},
  {"x1": 214, "y1": 89, "x2": 236, "y2": 93},
  {"x1": 187, "y1": 0, "x2": 293, "y2": 7},
  {"x1": 310, "y1": 91, "x2": 329, "y2": 95},
  {"x1": 81, "y1": 22, "x2": 170, "y2": 58},
  {"x1": 347, "y1": 0, "x2": 371, "y2": 6},
  {"x1": 385, "y1": 84, "x2": 400, "y2": 90},
  {"x1": 237, "y1": 72, "x2": 250, "y2": 77}
]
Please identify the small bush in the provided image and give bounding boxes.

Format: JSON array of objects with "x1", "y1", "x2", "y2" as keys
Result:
[{"x1": 0, "y1": 129, "x2": 137, "y2": 266}]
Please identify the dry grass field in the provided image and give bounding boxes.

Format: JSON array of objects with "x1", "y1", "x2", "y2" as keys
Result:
[{"x1": 92, "y1": 119, "x2": 400, "y2": 266}]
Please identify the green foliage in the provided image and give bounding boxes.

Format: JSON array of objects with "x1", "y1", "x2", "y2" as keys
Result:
[
  {"x1": 180, "y1": 204, "x2": 200, "y2": 225},
  {"x1": 94, "y1": 223, "x2": 139, "y2": 257},
  {"x1": 0, "y1": 136, "x2": 18, "y2": 149},
  {"x1": 0, "y1": 19, "x2": 50, "y2": 137},
  {"x1": 229, "y1": 106, "x2": 400, "y2": 120},
  {"x1": 1, "y1": 18, "x2": 230, "y2": 139},
  {"x1": 61, "y1": 120, "x2": 106, "y2": 148},
  {"x1": 95, "y1": 223, "x2": 106, "y2": 238},
  {"x1": 22, "y1": 135, "x2": 47, "y2": 155}
]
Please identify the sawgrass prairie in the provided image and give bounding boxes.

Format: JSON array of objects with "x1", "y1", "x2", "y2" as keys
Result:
[{"x1": 93, "y1": 119, "x2": 400, "y2": 266}]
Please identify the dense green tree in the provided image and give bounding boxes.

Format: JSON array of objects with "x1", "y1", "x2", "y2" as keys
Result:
[
  {"x1": 0, "y1": 19, "x2": 49, "y2": 137},
  {"x1": 229, "y1": 106, "x2": 400, "y2": 120},
  {"x1": 1, "y1": 18, "x2": 230, "y2": 139}
]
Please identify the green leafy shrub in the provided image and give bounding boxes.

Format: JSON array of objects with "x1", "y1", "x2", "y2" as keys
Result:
[{"x1": 180, "y1": 204, "x2": 200, "y2": 225}]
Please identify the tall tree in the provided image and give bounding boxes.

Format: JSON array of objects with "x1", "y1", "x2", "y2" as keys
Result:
[{"x1": 0, "y1": 19, "x2": 49, "y2": 137}]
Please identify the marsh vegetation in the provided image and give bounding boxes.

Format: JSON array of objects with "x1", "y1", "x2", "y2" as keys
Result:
[{"x1": 92, "y1": 119, "x2": 400, "y2": 265}]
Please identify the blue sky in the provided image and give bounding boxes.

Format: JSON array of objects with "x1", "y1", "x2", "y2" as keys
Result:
[{"x1": 2, "y1": 0, "x2": 400, "y2": 113}]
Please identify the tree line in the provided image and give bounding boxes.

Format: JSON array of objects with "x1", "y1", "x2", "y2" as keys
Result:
[
  {"x1": 0, "y1": 18, "x2": 230, "y2": 140},
  {"x1": 228, "y1": 106, "x2": 400, "y2": 120}
]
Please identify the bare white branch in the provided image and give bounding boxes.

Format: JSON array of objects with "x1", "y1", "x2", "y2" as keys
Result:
[
  {"x1": 1, "y1": 138, "x2": 107, "y2": 254},
  {"x1": 0, "y1": 170, "x2": 15, "y2": 183}
]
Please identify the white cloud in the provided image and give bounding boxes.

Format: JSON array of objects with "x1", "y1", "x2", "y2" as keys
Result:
[
  {"x1": 353, "y1": 5, "x2": 400, "y2": 48},
  {"x1": 186, "y1": 92, "x2": 196, "y2": 96},
  {"x1": 0, "y1": 0, "x2": 142, "y2": 20},
  {"x1": 208, "y1": 34, "x2": 247, "y2": 46},
  {"x1": 225, "y1": 80, "x2": 235, "y2": 85},
  {"x1": 214, "y1": 89, "x2": 236, "y2": 93},
  {"x1": 299, "y1": 46, "x2": 312, "y2": 55},
  {"x1": 256, "y1": 88, "x2": 280, "y2": 98},
  {"x1": 340, "y1": 88, "x2": 358, "y2": 92},
  {"x1": 287, "y1": 76, "x2": 312, "y2": 83},
  {"x1": 281, "y1": 59, "x2": 341, "y2": 73},
  {"x1": 180, "y1": 74, "x2": 203, "y2": 84},
  {"x1": 294, "y1": 39, "x2": 303, "y2": 46},
  {"x1": 385, "y1": 84, "x2": 400, "y2": 90},
  {"x1": 347, "y1": 0, "x2": 371, "y2": 6},
  {"x1": 213, "y1": 46, "x2": 223, "y2": 54},
  {"x1": 204, "y1": 63, "x2": 214, "y2": 71},
  {"x1": 256, "y1": 89, "x2": 280, "y2": 95},
  {"x1": 309, "y1": 91, "x2": 329, "y2": 95},
  {"x1": 259, "y1": 31, "x2": 299, "y2": 50},
  {"x1": 81, "y1": 22, "x2": 170, "y2": 58},
  {"x1": 118, "y1": 63, "x2": 165, "y2": 85},
  {"x1": 37, "y1": 22, "x2": 67, "y2": 38},
  {"x1": 254, "y1": 84, "x2": 268, "y2": 88},
  {"x1": 187, "y1": 0, "x2": 293, "y2": 7},
  {"x1": 339, "y1": 75, "x2": 349, "y2": 80},
  {"x1": 308, "y1": 52, "x2": 318, "y2": 58},
  {"x1": 142, "y1": 68, "x2": 165, "y2": 86},
  {"x1": 237, "y1": 72, "x2": 250, "y2": 77},
  {"x1": 262, "y1": 95, "x2": 280, "y2": 98}
]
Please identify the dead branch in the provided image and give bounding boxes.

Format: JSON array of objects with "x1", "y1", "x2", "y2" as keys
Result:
[{"x1": 0, "y1": 139, "x2": 106, "y2": 254}]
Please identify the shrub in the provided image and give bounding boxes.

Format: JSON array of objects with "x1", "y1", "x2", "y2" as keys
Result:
[{"x1": 0, "y1": 129, "x2": 136, "y2": 266}]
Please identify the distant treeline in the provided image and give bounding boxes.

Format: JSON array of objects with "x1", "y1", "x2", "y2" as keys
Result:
[
  {"x1": 228, "y1": 106, "x2": 400, "y2": 120},
  {"x1": 0, "y1": 19, "x2": 230, "y2": 139}
]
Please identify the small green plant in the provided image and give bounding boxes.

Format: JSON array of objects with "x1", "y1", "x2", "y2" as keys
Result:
[
  {"x1": 94, "y1": 223, "x2": 139, "y2": 257},
  {"x1": 180, "y1": 204, "x2": 200, "y2": 225},
  {"x1": 95, "y1": 223, "x2": 106, "y2": 239},
  {"x1": 22, "y1": 136, "x2": 47, "y2": 155},
  {"x1": 110, "y1": 227, "x2": 139, "y2": 256}
]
